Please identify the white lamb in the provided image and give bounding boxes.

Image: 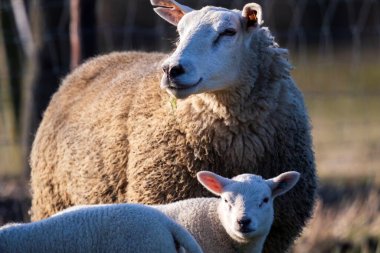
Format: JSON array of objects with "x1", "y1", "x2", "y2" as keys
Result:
[
  {"x1": 56, "y1": 170, "x2": 300, "y2": 253},
  {"x1": 0, "y1": 204, "x2": 203, "y2": 253},
  {"x1": 155, "y1": 170, "x2": 300, "y2": 253}
]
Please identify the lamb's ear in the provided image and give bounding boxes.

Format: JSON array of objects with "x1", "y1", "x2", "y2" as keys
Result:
[
  {"x1": 267, "y1": 171, "x2": 300, "y2": 198},
  {"x1": 151, "y1": 0, "x2": 193, "y2": 26},
  {"x1": 242, "y1": 3, "x2": 263, "y2": 30},
  {"x1": 197, "y1": 171, "x2": 231, "y2": 196}
]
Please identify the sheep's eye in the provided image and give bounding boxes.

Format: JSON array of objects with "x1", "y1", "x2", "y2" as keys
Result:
[
  {"x1": 259, "y1": 197, "x2": 269, "y2": 208},
  {"x1": 224, "y1": 198, "x2": 228, "y2": 203},
  {"x1": 220, "y1": 29, "x2": 237, "y2": 37},
  {"x1": 213, "y1": 29, "x2": 237, "y2": 45}
]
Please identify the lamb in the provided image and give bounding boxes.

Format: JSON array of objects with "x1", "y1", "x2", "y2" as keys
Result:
[
  {"x1": 0, "y1": 204, "x2": 203, "y2": 253},
  {"x1": 156, "y1": 170, "x2": 301, "y2": 253},
  {"x1": 30, "y1": 1, "x2": 317, "y2": 252}
]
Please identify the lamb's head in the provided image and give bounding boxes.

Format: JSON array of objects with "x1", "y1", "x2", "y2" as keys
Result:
[
  {"x1": 197, "y1": 171, "x2": 300, "y2": 243},
  {"x1": 151, "y1": 0, "x2": 264, "y2": 99}
]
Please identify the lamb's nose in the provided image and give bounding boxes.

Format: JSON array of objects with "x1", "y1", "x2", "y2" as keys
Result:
[{"x1": 237, "y1": 218, "x2": 251, "y2": 229}]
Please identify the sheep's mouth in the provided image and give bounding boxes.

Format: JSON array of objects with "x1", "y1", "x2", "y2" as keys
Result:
[
  {"x1": 167, "y1": 78, "x2": 202, "y2": 91},
  {"x1": 233, "y1": 229, "x2": 257, "y2": 240},
  {"x1": 229, "y1": 230, "x2": 257, "y2": 243},
  {"x1": 239, "y1": 227, "x2": 254, "y2": 234},
  {"x1": 161, "y1": 76, "x2": 203, "y2": 98}
]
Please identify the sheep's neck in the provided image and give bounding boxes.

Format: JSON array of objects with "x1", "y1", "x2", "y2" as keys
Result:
[
  {"x1": 169, "y1": 88, "x2": 275, "y2": 171},
  {"x1": 175, "y1": 73, "x2": 282, "y2": 126},
  {"x1": 185, "y1": 87, "x2": 258, "y2": 125}
]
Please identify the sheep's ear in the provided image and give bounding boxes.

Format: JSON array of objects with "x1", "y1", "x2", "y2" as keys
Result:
[
  {"x1": 267, "y1": 171, "x2": 300, "y2": 198},
  {"x1": 241, "y1": 3, "x2": 263, "y2": 30},
  {"x1": 151, "y1": 0, "x2": 193, "y2": 26},
  {"x1": 197, "y1": 171, "x2": 230, "y2": 196}
]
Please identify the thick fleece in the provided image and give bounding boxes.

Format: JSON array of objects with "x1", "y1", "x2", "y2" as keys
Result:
[
  {"x1": 30, "y1": 4, "x2": 317, "y2": 253},
  {"x1": 0, "y1": 204, "x2": 203, "y2": 253}
]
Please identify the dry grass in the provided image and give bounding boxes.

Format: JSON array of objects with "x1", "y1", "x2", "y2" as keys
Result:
[
  {"x1": 290, "y1": 50, "x2": 380, "y2": 253},
  {"x1": 293, "y1": 190, "x2": 380, "y2": 253},
  {"x1": 308, "y1": 95, "x2": 380, "y2": 185},
  {"x1": 290, "y1": 49, "x2": 380, "y2": 185}
]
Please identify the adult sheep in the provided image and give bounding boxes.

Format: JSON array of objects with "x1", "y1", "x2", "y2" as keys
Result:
[{"x1": 30, "y1": 1, "x2": 317, "y2": 252}]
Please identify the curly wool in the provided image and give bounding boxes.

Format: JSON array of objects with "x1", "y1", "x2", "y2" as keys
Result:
[{"x1": 30, "y1": 27, "x2": 317, "y2": 253}]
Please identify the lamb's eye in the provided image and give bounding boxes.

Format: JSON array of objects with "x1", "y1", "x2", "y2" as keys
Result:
[
  {"x1": 260, "y1": 197, "x2": 269, "y2": 207},
  {"x1": 259, "y1": 197, "x2": 269, "y2": 208},
  {"x1": 224, "y1": 198, "x2": 228, "y2": 203}
]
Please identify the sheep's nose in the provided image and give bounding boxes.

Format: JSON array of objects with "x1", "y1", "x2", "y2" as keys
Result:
[
  {"x1": 163, "y1": 64, "x2": 185, "y2": 79},
  {"x1": 169, "y1": 64, "x2": 185, "y2": 78},
  {"x1": 237, "y1": 218, "x2": 251, "y2": 230}
]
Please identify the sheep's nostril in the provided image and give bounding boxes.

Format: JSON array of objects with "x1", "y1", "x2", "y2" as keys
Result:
[
  {"x1": 169, "y1": 64, "x2": 185, "y2": 79},
  {"x1": 237, "y1": 218, "x2": 251, "y2": 229}
]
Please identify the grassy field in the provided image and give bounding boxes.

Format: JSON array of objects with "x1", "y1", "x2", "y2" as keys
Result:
[
  {"x1": 291, "y1": 51, "x2": 380, "y2": 253},
  {"x1": 295, "y1": 51, "x2": 380, "y2": 185},
  {"x1": 308, "y1": 95, "x2": 380, "y2": 183},
  {"x1": 0, "y1": 50, "x2": 379, "y2": 252}
]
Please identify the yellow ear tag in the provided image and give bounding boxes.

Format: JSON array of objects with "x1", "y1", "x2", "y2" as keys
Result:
[
  {"x1": 249, "y1": 13, "x2": 257, "y2": 23},
  {"x1": 246, "y1": 9, "x2": 258, "y2": 28}
]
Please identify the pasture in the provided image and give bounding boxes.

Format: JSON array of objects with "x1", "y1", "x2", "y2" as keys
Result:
[{"x1": 291, "y1": 50, "x2": 380, "y2": 252}]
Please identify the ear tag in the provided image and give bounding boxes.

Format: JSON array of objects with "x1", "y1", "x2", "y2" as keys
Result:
[
  {"x1": 247, "y1": 10, "x2": 258, "y2": 28},
  {"x1": 249, "y1": 12, "x2": 257, "y2": 23}
]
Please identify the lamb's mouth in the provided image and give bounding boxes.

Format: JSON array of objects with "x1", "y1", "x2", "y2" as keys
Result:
[
  {"x1": 240, "y1": 228, "x2": 254, "y2": 234},
  {"x1": 167, "y1": 78, "x2": 202, "y2": 91},
  {"x1": 234, "y1": 229, "x2": 256, "y2": 239}
]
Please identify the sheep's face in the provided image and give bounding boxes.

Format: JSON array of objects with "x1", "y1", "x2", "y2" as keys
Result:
[
  {"x1": 218, "y1": 176, "x2": 274, "y2": 243},
  {"x1": 161, "y1": 8, "x2": 245, "y2": 99},
  {"x1": 197, "y1": 171, "x2": 300, "y2": 243},
  {"x1": 152, "y1": 0, "x2": 263, "y2": 99}
]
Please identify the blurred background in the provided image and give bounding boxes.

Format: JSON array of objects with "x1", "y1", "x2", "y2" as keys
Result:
[{"x1": 0, "y1": 0, "x2": 379, "y2": 252}]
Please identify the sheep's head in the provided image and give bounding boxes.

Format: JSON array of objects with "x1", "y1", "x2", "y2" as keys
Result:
[
  {"x1": 197, "y1": 170, "x2": 300, "y2": 243},
  {"x1": 151, "y1": 0, "x2": 263, "y2": 99}
]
